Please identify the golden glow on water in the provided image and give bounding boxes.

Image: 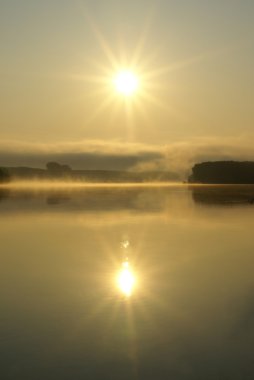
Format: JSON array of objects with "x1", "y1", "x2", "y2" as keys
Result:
[
  {"x1": 0, "y1": 181, "x2": 183, "y2": 189},
  {"x1": 117, "y1": 261, "x2": 135, "y2": 297}
]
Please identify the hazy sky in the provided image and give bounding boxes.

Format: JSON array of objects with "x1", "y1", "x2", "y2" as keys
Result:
[{"x1": 0, "y1": 0, "x2": 254, "y2": 169}]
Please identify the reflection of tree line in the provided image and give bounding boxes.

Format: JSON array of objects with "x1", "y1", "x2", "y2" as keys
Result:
[
  {"x1": 2, "y1": 183, "x2": 253, "y2": 212},
  {"x1": 0, "y1": 188, "x2": 10, "y2": 202},
  {"x1": 0, "y1": 188, "x2": 165, "y2": 213},
  {"x1": 190, "y1": 186, "x2": 254, "y2": 205}
]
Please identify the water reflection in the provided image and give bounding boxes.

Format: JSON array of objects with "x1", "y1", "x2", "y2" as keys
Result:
[
  {"x1": 0, "y1": 186, "x2": 167, "y2": 215},
  {"x1": 117, "y1": 260, "x2": 136, "y2": 297},
  {"x1": 117, "y1": 239, "x2": 136, "y2": 297},
  {"x1": 1, "y1": 185, "x2": 254, "y2": 379},
  {"x1": 190, "y1": 185, "x2": 254, "y2": 205},
  {"x1": 121, "y1": 240, "x2": 130, "y2": 249}
]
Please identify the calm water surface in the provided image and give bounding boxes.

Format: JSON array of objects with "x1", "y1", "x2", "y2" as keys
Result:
[{"x1": 1, "y1": 185, "x2": 254, "y2": 379}]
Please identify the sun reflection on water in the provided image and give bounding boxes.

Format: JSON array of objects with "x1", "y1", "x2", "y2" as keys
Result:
[{"x1": 117, "y1": 261, "x2": 135, "y2": 297}]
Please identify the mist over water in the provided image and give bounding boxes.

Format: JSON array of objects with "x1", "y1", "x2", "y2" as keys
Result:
[{"x1": 1, "y1": 185, "x2": 254, "y2": 379}]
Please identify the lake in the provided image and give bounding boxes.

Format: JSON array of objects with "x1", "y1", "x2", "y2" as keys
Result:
[{"x1": 1, "y1": 184, "x2": 254, "y2": 379}]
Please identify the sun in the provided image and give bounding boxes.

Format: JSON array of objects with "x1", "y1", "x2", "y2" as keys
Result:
[{"x1": 114, "y1": 70, "x2": 139, "y2": 96}]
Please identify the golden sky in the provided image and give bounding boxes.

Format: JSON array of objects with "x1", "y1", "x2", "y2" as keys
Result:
[{"x1": 0, "y1": 0, "x2": 254, "y2": 169}]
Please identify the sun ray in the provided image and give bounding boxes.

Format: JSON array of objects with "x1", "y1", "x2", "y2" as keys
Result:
[
  {"x1": 71, "y1": 6, "x2": 228, "y2": 134},
  {"x1": 139, "y1": 90, "x2": 174, "y2": 113},
  {"x1": 84, "y1": 16, "x2": 119, "y2": 70},
  {"x1": 124, "y1": 100, "x2": 139, "y2": 140},
  {"x1": 130, "y1": 11, "x2": 154, "y2": 67},
  {"x1": 85, "y1": 93, "x2": 116, "y2": 126},
  {"x1": 143, "y1": 45, "x2": 235, "y2": 80}
]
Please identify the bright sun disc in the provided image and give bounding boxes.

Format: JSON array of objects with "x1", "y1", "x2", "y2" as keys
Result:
[{"x1": 114, "y1": 70, "x2": 139, "y2": 96}]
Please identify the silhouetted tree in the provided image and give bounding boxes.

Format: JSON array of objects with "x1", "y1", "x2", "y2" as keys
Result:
[
  {"x1": 189, "y1": 161, "x2": 254, "y2": 184},
  {"x1": 46, "y1": 162, "x2": 72, "y2": 178}
]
